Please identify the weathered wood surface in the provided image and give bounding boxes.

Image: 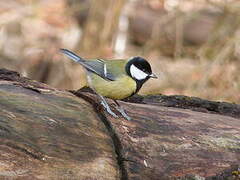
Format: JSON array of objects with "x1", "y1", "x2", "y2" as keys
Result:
[
  {"x1": 0, "y1": 69, "x2": 118, "y2": 180},
  {"x1": 0, "y1": 68, "x2": 239, "y2": 180}
]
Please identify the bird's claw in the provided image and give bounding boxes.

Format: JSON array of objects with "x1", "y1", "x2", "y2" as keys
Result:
[
  {"x1": 115, "y1": 106, "x2": 131, "y2": 121},
  {"x1": 101, "y1": 101, "x2": 119, "y2": 118}
]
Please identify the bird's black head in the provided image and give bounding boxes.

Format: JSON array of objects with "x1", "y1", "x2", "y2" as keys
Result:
[{"x1": 126, "y1": 56, "x2": 157, "y2": 93}]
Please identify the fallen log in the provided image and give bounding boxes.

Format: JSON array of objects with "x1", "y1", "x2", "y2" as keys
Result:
[{"x1": 0, "y1": 68, "x2": 239, "y2": 180}]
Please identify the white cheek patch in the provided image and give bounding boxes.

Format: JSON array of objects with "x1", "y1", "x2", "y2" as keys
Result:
[{"x1": 130, "y1": 64, "x2": 148, "y2": 80}]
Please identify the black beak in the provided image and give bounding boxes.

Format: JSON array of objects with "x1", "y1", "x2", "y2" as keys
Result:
[{"x1": 149, "y1": 73, "x2": 158, "y2": 78}]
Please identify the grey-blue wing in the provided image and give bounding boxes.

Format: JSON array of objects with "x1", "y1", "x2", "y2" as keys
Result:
[
  {"x1": 84, "y1": 59, "x2": 116, "y2": 81},
  {"x1": 60, "y1": 49, "x2": 116, "y2": 81}
]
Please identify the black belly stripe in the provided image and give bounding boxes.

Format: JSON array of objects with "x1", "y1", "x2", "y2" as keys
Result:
[{"x1": 130, "y1": 77, "x2": 150, "y2": 97}]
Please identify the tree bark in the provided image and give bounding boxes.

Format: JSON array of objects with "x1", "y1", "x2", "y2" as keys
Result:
[{"x1": 0, "y1": 68, "x2": 239, "y2": 180}]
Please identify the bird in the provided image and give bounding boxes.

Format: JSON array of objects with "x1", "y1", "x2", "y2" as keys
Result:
[{"x1": 60, "y1": 49, "x2": 157, "y2": 120}]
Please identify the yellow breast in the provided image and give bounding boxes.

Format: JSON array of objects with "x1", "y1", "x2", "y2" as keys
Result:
[{"x1": 87, "y1": 74, "x2": 136, "y2": 100}]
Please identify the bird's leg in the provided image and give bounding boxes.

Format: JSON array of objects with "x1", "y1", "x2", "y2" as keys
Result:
[
  {"x1": 90, "y1": 85, "x2": 119, "y2": 118},
  {"x1": 98, "y1": 94, "x2": 119, "y2": 118},
  {"x1": 114, "y1": 100, "x2": 131, "y2": 121}
]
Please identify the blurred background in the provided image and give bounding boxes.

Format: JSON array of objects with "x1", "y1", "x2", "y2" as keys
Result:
[{"x1": 0, "y1": 0, "x2": 239, "y2": 103}]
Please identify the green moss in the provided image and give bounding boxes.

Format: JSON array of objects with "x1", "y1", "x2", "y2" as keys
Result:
[{"x1": 199, "y1": 135, "x2": 240, "y2": 150}]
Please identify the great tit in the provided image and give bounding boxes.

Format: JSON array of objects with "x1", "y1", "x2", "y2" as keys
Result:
[{"x1": 60, "y1": 49, "x2": 157, "y2": 120}]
